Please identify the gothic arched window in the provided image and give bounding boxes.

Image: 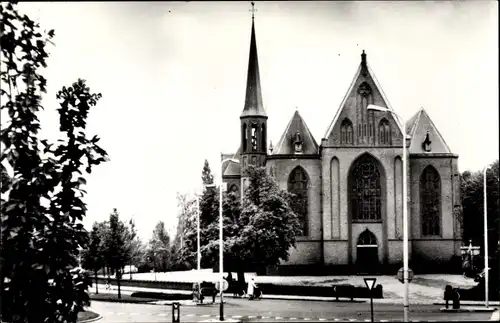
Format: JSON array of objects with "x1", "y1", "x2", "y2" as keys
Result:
[
  {"x1": 261, "y1": 123, "x2": 266, "y2": 152},
  {"x1": 378, "y1": 119, "x2": 391, "y2": 144},
  {"x1": 420, "y1": 166, "x2": 441, "y2": 236},
  {"x1": 288, "y1": 167, "x2": 309, "y2": 236},
  {"x1": 341, "y1": 118, "x2": 354, "y2": 144},
  {"x1": 357, "y1": 229, "x2": 377, "y2": 246},
  {"x1": 349, "y1": 154, "x2": 382, "y2": 221},
  {"x1": 242, "y1": 124, "x2": 248, "y2": 152}
]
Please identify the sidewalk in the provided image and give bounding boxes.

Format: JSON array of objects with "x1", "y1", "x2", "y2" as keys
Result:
[{"x1": 91, "y1": 283, "x2": 496, "y2": 306}]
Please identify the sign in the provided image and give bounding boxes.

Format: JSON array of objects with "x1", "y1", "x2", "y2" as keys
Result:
[
  {"x1": 222, "y1": 182, "x2": 228, "y2": 192},
  {"x1": 364, "y1": 278, "x2": 377, "y2": 290},
  {"x1": 216, "y1": 280, "x2": 229, "y2": 291},
  {"x1": 397, "y1": 267, "x2": 414, "y2": 284}
]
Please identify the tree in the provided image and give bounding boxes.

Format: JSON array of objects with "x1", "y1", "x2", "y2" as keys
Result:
[
  {"x1": 148, "y1": 221, "x2": 171, "y2": 272},
  {"x1": 461, "y1": 160, "x2": 499, "y2": 256},
  {"x1": 179, "y1": 165, "x2": 302, "y2": 288},
  {"x1": 1, "y1": 2, "x2": 109, "y2": 321},
  {"x1": 124, "y1": 217, "x2": 142, "y2": 279},
  {"x1": 105, "y1": 209, "x2": 128, "y2": 299},
  {"x1": 81, "y1": 224, "x2": 104, "y2": 294},
  {"x1": 461, "y1": 160, "x2": 499, "y2": 298},
  {"x1": 202, "y1": 159, "x2": 214, "y2": 185}
]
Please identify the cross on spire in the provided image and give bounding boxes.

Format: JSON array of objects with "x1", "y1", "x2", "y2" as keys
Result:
[{"x1": 250, "y1": 1, "x2": 257, "y2": 19}]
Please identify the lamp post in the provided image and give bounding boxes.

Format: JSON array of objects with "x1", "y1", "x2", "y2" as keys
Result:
[
  {"x1": 218, "y1": 157, "x2": 239, "y2": 321},
  {"x1": 483, "y1": 166, "x2": 489, "y2": 308},
  {"x1": 367, "y1": 104, "x2": 409, "y2": 322}
]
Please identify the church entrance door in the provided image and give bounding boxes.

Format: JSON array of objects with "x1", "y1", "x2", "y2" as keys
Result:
[{"x1": 356, "y1": 229, "x2": 379, "y2": 274}]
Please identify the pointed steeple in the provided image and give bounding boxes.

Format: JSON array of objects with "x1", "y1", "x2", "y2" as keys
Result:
[{"x1": 240, "y1": 5, "x2": 267, "y2": 118}]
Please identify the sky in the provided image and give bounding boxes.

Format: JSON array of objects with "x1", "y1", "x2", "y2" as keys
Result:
[{"x1": 12, "y1": 1, "x2": 499, "y2": 242}]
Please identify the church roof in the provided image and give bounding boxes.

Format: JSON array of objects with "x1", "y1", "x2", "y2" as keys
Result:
[
  {"x1": 273, "y1": 109, "x2": 319, "y2": 155},
  {"x1": 406, "y1": 108, "x2": 453, "y2": 154},
  {"x1": 222, "y1": 148, "x2": 241, "y2": 176},
  {"x1": 240, "y1": 17, "x2": 267, "y2": 118},
  {"x1": 323, "y1": 51, "x2": 404, "y2": 140}
]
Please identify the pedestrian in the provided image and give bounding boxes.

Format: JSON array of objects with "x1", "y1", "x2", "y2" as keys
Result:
[
  {"x1": 105, "y1": 276, "x2": 111, "y2": 291},
  {"x1": 247, "y1": 277, "x2": 256, "y2": 300}
]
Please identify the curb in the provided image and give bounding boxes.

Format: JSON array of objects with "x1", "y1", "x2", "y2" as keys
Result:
[
  {"x1": 79, "y1": 308, "x2": 102, "y2": 323},
  {"x1": 439, "y1": 307, "x2": 498, "y2": 313},
  {"x1": 434, "y1": 301, "x2": 500, "y2": 306}
]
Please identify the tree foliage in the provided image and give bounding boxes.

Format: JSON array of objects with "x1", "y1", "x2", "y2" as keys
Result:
[
  {"x1": 81, "y1": 224, "x2": 104, "y2": 293},
  {"x1": 461, "y1": 159, "x2": 499, "y2": 258},
  {"x1": 1, "y1": 2, "x2": 108, "y2": 322},
  {"x1": 148, "y1": 221, "x2": 171, "y2": 272},
  {"x1": 179, "y1": 165, "x2": 301, "y2": 283},
  {"x1": 202, "y1": 159, "x2": 214, "y2": 185}
]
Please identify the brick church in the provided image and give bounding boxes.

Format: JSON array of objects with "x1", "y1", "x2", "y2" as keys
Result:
[{"x1": 221, "y1": 14, "x2": 463, "y2": 274}]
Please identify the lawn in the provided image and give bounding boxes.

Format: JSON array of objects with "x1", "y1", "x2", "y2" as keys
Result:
[{"x1": 126, "y1": 269, "x2": 479, "y2": 302}]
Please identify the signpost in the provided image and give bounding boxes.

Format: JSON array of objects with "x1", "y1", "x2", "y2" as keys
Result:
[
  {"x1": 397, "y1": 267, "x2": 414, "y2": 284},
  {"x1": 216, "y1": 279, "x2": 229, "y2": 292},
  {"x1": 364, "y1": 278, "x2": 377, "y2": 323}
]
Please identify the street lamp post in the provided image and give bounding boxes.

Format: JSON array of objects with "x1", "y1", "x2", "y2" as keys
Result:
[
  {"x1": 367, "y1": 104, "x2": 409, "y2": 322},
  {"x1": 218, "y1": 157, "x2": 239, "y2": 321},
  {"x1": 483, "y1": 166, "x2": 489, "y2": 308}
]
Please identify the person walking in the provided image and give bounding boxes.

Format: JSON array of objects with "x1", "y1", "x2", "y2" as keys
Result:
[{"x1": 247, "y1": 277, "x2": 256, "y2": 300}]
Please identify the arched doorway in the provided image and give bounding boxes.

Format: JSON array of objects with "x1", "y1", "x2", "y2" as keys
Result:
[{"x1": 356, "y1": 229, "x2": 379, "y2": 274}]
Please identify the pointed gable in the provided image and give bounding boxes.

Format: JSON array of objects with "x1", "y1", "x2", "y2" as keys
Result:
[
  {"x1": 240, "y1": 17, "x2": 267, "y2": 118},
  {"x1": 323, "y1": 51, "x2": 404, "y2": 145},
  {"x1": 222, "y1": 147, "x2": 241, "y2": 176},
  {"x1": 273, "y1": 110, "x2": 319, "y2": 155},
  {"x1": 407, "y1": 108, "x2": 452, "y2": 154}
]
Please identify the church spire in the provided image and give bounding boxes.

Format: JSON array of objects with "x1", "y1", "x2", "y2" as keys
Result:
[{"x1": 241, "y1": 2, "x2": 267, "y2": 118}]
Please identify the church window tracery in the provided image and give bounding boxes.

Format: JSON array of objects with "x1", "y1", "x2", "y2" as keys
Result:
[
  {"x1": 288, "y1": 166, "x2": 309, "y2": 236},
  {"x1": 341, "y1": 119, "x2": 354, "y2": 144},
  {"x1": 378, "y1": 119, "x2": 391, "y2": 144},
  {"x1": 420, "y1": 166, "x2": 441, "y2": 236},
  {"x1": 349, "y1": 155, "x2": 382, "y2": 221}
]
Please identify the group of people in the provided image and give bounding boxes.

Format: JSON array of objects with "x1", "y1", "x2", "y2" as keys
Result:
[{"x1": 225, "y1": 272, "x2": 262, "y2": 300}]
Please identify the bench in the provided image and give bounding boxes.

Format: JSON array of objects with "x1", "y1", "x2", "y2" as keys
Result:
[{"x1": 333, "y1": 284, "x2": 355, "y2": 301}]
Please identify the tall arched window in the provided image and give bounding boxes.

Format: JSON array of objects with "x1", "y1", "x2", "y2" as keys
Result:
[
  {"x1": 378, "y1": 119, "x2": 391, "y2": 144},
  {"x1": 288, "y1": 167, "x2": 309, "y2": 236},
  {"x1": 420, "y1": 166, "x2": 441, "y2": 236},
  {"x1": 341, "y1": 118, "x2": 354, "y2": 144},
  {"x1": 242, "y1": 124, "x2": 247, "y2": 152},
  {"x1": 261, "y1": 123, "x2": 266, "y2": 152},
  {"x1": 349, "y1": 154, "x2": 382, "y2": 221}
]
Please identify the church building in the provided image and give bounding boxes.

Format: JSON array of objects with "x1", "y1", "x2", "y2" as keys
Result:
[{"x1": 221, "y1": 13, "x2": 463, "y2": 274}]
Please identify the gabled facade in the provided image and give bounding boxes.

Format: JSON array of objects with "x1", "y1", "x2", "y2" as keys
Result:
[{"x1": 222, "y1": 14, "x2": 462, "y2": 274}]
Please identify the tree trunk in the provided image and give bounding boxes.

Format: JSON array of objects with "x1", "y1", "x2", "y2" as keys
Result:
[
  {"x1": 237, "y1": 267, "x2": 246, "y2": 294},
  {"x1": 94, "y1": 270, "x2": 99, "y2": 294},
  {"x1": 117, "y1": 269, "x2": 121, "y2": 299}
]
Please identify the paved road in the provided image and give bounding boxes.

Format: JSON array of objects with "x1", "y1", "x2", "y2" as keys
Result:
[{"x1": 90, "y1": 298, "x2": 498, "y2": 322}]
